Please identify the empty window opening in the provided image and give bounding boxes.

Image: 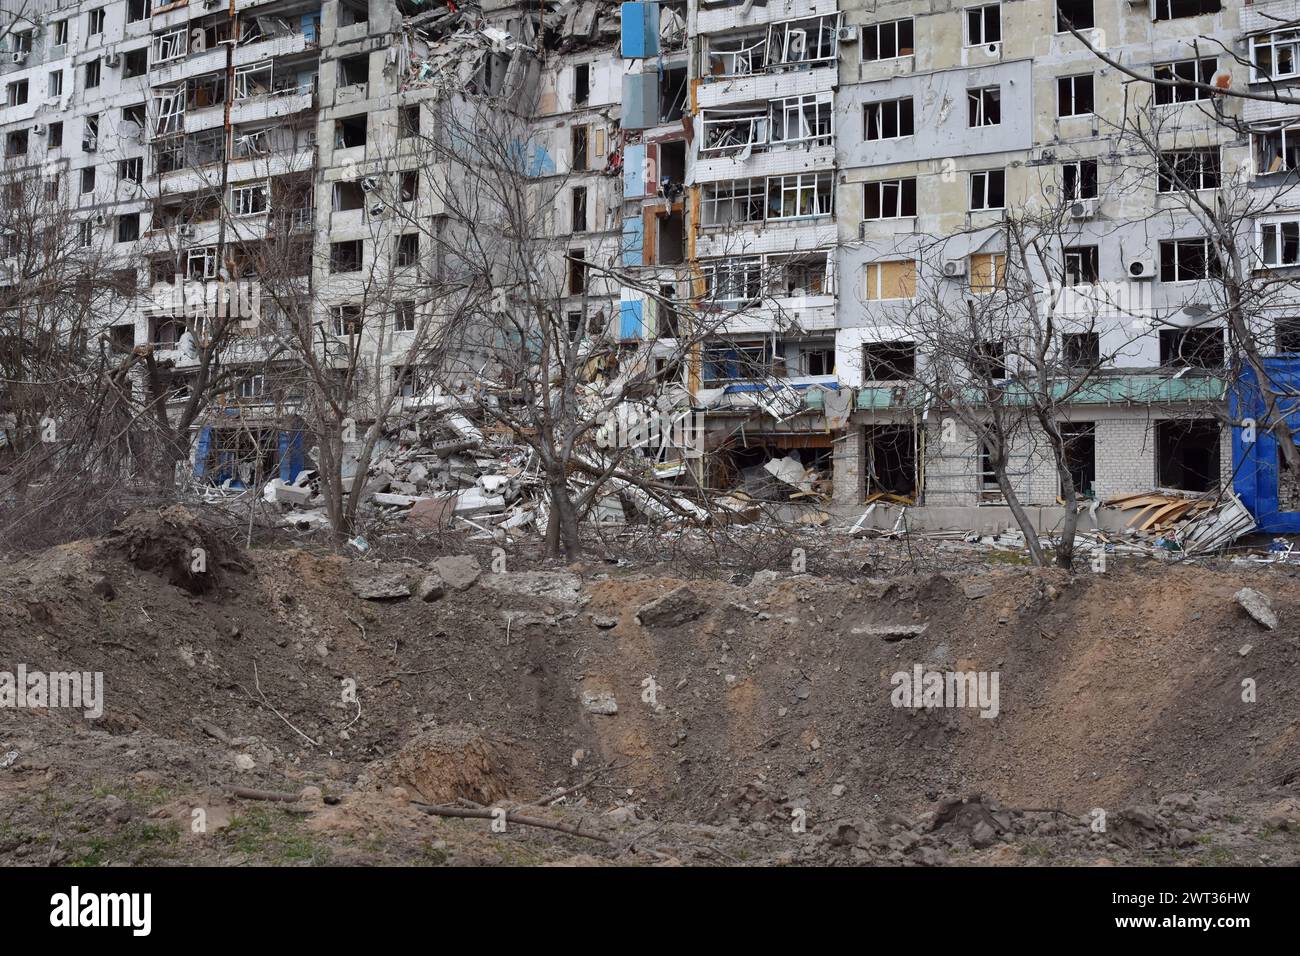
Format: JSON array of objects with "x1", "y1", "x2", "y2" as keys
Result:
[
  {"x1": 1154, "y1": 58, "x2": 1216, "y2": 105},
  {"x1": 863, "y1": 341, "x2": 916, "y2": 380},
  {"x1": 568, "y1": 249, "x2": 586, "y2": 295},
  {"x1": 1159, "y1": 327, "x2": 1224, "y2": 367},
  {"x1": 1063, "y1": 245, "x2": 1100, "y2": 286},
  {"x1": 1056, "y1": 0, "x2": 1095, "y2": 32},
  {"x1": 330, "y1": 240, "x2": 363, "y2": 273},
  {"x1": 1062, "y1": 331, "x2": 1100, "y2": 367},
  {"x1": 864, "y1": 97, "x2": 914, "y2": 140},
  {"x1": 1060, "y1": 422, "x2": 1096, "y2": 497},
  {"x1": 864, "y1": 178, "x2": 917, "y2": 220},
  {"x1": 1154, "y1": 0, "x2": 1220, "y2": 20},
  {"x1": 1159, "y1": 148, "x2": 1220, "y2": 191},
  {"x1": 1057, "y1": 74, "x2": 1094, "y2": 116},
  {"x1": 335, "y1": 115, "x2": 367, "y2": 148},
  {"x1": 572, "y1": 125, "x2": 589, "y2": 171},
  {"x1": 333, "y1": 180, "x2": 365, "y2": 211},
  {"x1": 395, "y1": 233, "x2": 418, "y2": 268},
  {"x1": 863, "y1": 18, "x2": 914, "y2": 61},
  {"x1": 864, "y1": 425, "x2": 917, "y2": 499},
  {"x1": 574, "y1": 62, "x2": 590, "y2": 106},
  {"x1": 1157, "y1": 419, "x2": 1220, "y2": 492},
  {"x1": 968, "y1": 86, "x2": 1001, "y2": 127},
  {"x1": 1062, "y1": 159, "x2": 1098, "y2": 200},
  {"x1": 339, "y1": 53, "x2": 368, "y2": 89}
]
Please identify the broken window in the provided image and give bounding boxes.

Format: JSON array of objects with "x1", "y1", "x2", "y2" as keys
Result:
[
  {"x1": 969, "y1": 169, "x2": 1006, "y2": 210},
  {"x1": 85, "y1": 60, "x2": 101, "y2": 89},
  {"x1": 231, "y1": 182, "x2": 269, "y2": 217},
  {"x1": 5, "y1": 80, "x2": 27, "y2": 107},
  {"x1": 702, "y1": 341, "x2": 772, "y2": 384},
  {"x1": 152, "y1": 30, "x2": 187, "y2": 64},
  {"x1": 335, "y1": 114, "x2": 367, "y2": 148},
  {"x1": 701, "y1": 178, "x2": 766, "y2": 227},
  {"x1": 1277, "y1": 316, "x2": 1300, "y2": 352},
  {"x1": 767, "y1": 172, "x2": 834, "y2": 219},
  {"x1": 395, "y1": 233, "x2": 418, "y2": 268},
  {"x1": 400, "y1": 170, "x2": 418, "y2": 202},
  {"x1": 765, "y1": 15, "x2": 839, "y2": 68},
  {"x1": 1153, "y1": 58, "x2": 1216, "y2": 105},
  {"x1": 332, "y1": 304, "x2": 363, "y2": 335},
  {"x1": 123, "y1": 47, "x2": 148, "y2": 78},
  {"x1": 572, "y1": 186, "x2": 588, "y2": 232},
  {"x1": 968, "y1": 87, "x2": 1001, "y2": 127},
  {"x1": 571, "y1": 125, "x2": 589, "y2": 171},
  {"x1": 330, "y1": 240, "x2": 363, "y2": 273},
  {"x1": 88, "y1": 8, "x2": 105, "y2": 35},
  {"x1": 1063, "y1": 245, "x2": 1100, "y2": 286},
  {"x1": 187, "y1": 246, "x2": 218, "y2": 280},
  {"x1": 704, "y1": 30, "x2": 767, "y2": 77},
  {"x1": 119, "y1": 157, "x2": 143, "y2": 184},
  {"x1": 573, "y1": 62, "x2": 590, "y2": 105},
  {"x1": 1159, "y1": 238, "x2": 1220, "y2": 281},
  {"x1": 116, "y1": 213, "x2": 140, "y2": 243},
  {"x1": 1158, "y1": 148, "x2": 1220, "y2": 192},
  {"x1": 701, "y1": 257, "x2": 763, "y2": 305},
  {"x1": 567, "y1": 249, "x2": 586, "y2": 295},
  {"x1": 659, "y1": 67, "x2": 687, "y2": 123},
  {"x1": 1251, "y1": 29, "x2": 1300, "y2": 82},
  {"x1": 864, "y1": 178, "x2": 918, "y2": 220},
  {"x1": 188, "y1": 73, "x2": 227, "y2": 110},
  {"x1": 1159, "y1": 327, "x2": 1224, "y2": 367},
  {"x1": 339, "y1": 53, "x2": 368, "y2": 89},
  {"x1": 1061, "y1": 159, "x2": 1098, "y2": 200},
  {"x1": 339, "y1": 0, "x2": 369, "y2": 26},
  {"x1": 1062, "y1": 332, "x2": 1100, "y2": 367},
  {"x1": 152, "y1": 87, "x2": 185, "y2": 136},
  {"x1": 394, "y1": 300, "x2": 416, "y2": 332},
  {"x1": 802, "y1": 345, "x2": 835, "y2": 375},
  {"x1": 4, "y1": 129, "x2": 27, "y2": 158},
  {"x1": 1057, "y1": 74, "x2": 1094, "y2": 116},
  {"x1": 80, "y1": 166, "x2": 96, "y2": 193},
  {"x1": 864, "y1": 260, "x2": 916, "y2": 301},
  {"x1": 864, "y1": 98, "x2": 914, "y2": 140},
  {"x1": 966, "y1": 4, "x2": 1002, "y2": 46},
  {"x1": 976, "y1": 340, "x2": 1007, "y2": 378},
  {"x1": 1252, "y1": 123, "x2": 1300, "y2": 175},
  {"x1": 863, "y1": 18, "x2": 914, "y2": 61},
  {"x1": 1055, "y1": 0, "x2": 1094, "y2": 32},
  {"x1": 768, "y1": 251, "x2": 831, "y2": 297},
  {"x1": 770, "y1": 93, "x2": 833, "y2": 146},
  {"x1": 1156, "y1": 419, "x2": 1220, "y2": 491},
  {"x1": 701, "y1": 108, "x2": 769, "y2": 153},
  {"x1": 865, "y1": 425, "x2": 917, "y2": 498},
  {"x1": 234, "y1": 62, "x2": 273, "y2": 100},
  {"x1": 232, "y1": 127, "x2": 273, "y2": 159},
  {"x1": 863, "y1": 341, "x2": 916, "y2": 380},
  {"x1": 1060, "y1": 422, "x2": 1096, "y2": 497},
  {"x1": 399, "y1": 105, "x2": 419, "y2": 139},
  {"x1": 970, "y1": 253, "x2": 1007, "y2": 294},
  {"x1": 1154, "y1": 0, "x2": 1220, "y2": 20}
]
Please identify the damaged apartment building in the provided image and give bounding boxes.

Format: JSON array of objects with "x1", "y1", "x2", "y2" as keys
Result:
[{"x1": 4, "y1": 0, "x2": 1300, "y2": 532}]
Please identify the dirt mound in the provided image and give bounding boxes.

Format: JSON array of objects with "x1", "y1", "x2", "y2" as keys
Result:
[
  {"x1": 359, "y1": 723, "x2": 530, "y2": 805},
  {"x1": 104, "y1": 506, "x2": 247, "y2": 594}
]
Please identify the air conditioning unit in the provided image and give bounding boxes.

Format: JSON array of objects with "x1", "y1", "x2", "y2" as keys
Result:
[
  {"x1": 11, "y1": 52, "x2": 27, "y2": 65},
  {"x1": 360, "y1": 176, "x2": 379, "y2": 192},
  {"x1": 177, "y1": 224, "x2": 195, "y2": 239},
  {"x1": 82, "y1": 137, "x2": 97, "y2": 152},
  {"x1": 368, "y1": 201, "x2": 386, "y2": 217},
  {"x1": 1068, "y1": 198, "x2": 1098, "y2": 220},
  {"x1": 32, "y1": 123, "x2": 45, "y2": 135},
  {"x1": 837, "y1": 25, "x2": 859, "y2": 43},
  {"x1": 105, "y1": 53, "x2": 120, "y2": 68},
  {"x1": 942, "y1": 258, "x2": 968, "y2": 278},
  {"x1": 1127, "y1": 253, "x2": 1156, "y2": 279},
  {"x1": 94, "y1": 212, "x2": 107, "y2": 227}
]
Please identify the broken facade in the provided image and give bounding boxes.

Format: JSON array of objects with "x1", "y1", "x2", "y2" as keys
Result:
[{"x1": 3, "y1": 0, "x2": 1300, "y2": 529}]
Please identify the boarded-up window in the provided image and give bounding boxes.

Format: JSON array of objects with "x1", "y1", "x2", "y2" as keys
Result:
[
  {"x1": 970, "y1": 253, "x2": 1006, "y2": 294},
  {"x1": 864, "y1": 260, "x2": 915, "y2": 300}
]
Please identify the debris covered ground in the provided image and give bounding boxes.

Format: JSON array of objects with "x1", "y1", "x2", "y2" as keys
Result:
[{"x1": 1, "y1": 509, "x2": 1298, "y2": 867}]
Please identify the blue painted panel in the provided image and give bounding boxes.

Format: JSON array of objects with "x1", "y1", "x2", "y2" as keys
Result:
[
  {"x1": 278, "y1": 430, "x2": 304, "y2": 483},
  {"x1": 619, "y1": 300, "x2": 644, "y2": 339},
  {"x1": 193, "y1": 425, "x2": 213, "y2": 478},
  {"x1": 620, "y1": 2, "x2": 659, "y2": 58},
  {"x1": 621, "y1": 217, "x2": 644, "y2": 266},
  {"x1": 623, "y1": 144, "x2": 647, "y2": 199},
  {"x1": 1231, "y1": 356, "x2": 1300, "y2": 532},
  {"x1": 621, "y1": 72, "x2": 659, "y2": 129}
]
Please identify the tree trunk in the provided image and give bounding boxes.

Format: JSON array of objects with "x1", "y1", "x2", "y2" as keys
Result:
[{"x1": 995, "y1": 472, "x2": 1047, "y2": 566}]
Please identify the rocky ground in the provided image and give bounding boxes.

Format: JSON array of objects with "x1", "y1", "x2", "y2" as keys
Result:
[{"x1": 1, "y1": 507, "x2": 1298, "y2": 866}]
